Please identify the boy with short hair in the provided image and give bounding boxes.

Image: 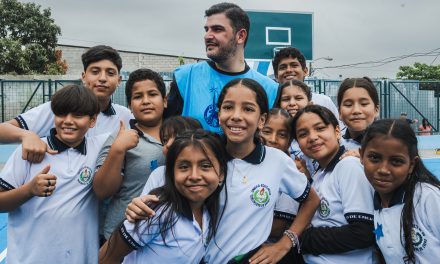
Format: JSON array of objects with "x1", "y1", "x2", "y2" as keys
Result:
[
  {"x1": 0, "y1": 84, "x2": 109, "y2": 263},
  {"x1": 272, "y1": 47, "x2": 343, "y2": 129},
  {"x1": 0, "y1": 45, "x2": 132, "y2": 163},
  {"x1": 93, "y1": 68, "x2": 167, "y2": 241}
]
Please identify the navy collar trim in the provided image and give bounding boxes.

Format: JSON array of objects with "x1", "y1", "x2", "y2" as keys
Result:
[
  {"x1": 102, "y1": 101, "x2": 116, "y2": 116},
  {"x1": 317, "y1": 145, "x2": 346, "y2": 173},
  {"x1": 48, "y1": 128, "x2": 87, "y2": 155},
  {"x1": 373, "y1": 184, "x2": 406, "y2": 210},
  {"x1": 342, "y1": 129, "x2": 364, "y2": 144},
  {"x1": 129, "y1": 119, "x2": 145, "y2": 137},
  {"x1": 207, "y1": 60, "x2": 250, "y2": 76},
  {"x1": 226, "y1": 138, "x2": 265, "y2": 164}
]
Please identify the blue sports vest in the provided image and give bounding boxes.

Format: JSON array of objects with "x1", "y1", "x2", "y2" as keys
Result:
[{"x1": 175, "y1": 61, "x2": 278, "y2": 133}]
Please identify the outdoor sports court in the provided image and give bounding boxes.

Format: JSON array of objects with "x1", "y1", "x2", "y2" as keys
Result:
[{"x1": 1, "y1": 136, "x2": 440, "y2": 263}]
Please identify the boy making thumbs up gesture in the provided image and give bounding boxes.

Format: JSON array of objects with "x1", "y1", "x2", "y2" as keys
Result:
[
  {"x1": 93, "y1": 69, "x2": 167, "y2": 243},
  {"x1": 0, "y1": 84, "x2": 110, "y2": 263}
]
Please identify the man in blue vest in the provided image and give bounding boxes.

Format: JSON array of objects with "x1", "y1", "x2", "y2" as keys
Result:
[{"x1": 165, "y1": 2, "x2": 278, "y2": 133}]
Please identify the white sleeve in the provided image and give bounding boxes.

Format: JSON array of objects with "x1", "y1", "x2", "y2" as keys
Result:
[
  {"x1": 279, "y1": 154, "x2": 310, "y2": 203},
  {"x1": 15, "y1": 102, "x2": 54, "y2": 137},
  {"x1": 115, "y1": 104, "x2": 134, "y2": 128},
  {"x1": 420, "y1": 184, "x2": 440, "y2": 236},
  {"x1": 0, "y1": 145, "x2": 30, "y2": 189},
  {"x1": 336, "y1": 157, "x2": 374, "y2": 223},
  {"x1": 121, "y1": 215, "x2": 161, "y2": 249},
  {"x1": 141, "y1": 166, "x2": 166, "y2": 195}
]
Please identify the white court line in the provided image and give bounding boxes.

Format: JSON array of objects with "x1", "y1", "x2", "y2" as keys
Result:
[{"x1": 0, "y1": 248, "x2": 6, "y2": 262}]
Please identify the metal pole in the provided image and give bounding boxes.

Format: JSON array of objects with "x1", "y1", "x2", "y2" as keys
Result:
[{"x1": 1, "y1": 80, "x2": 4, "y2": 122}]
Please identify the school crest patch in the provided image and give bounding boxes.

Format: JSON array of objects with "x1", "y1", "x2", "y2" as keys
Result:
[
  {"x1": 250, "y1": 184, "x2": 271, "y2": 207},
  {"x1": 412, "y1": 225, "x2": 427, "y2": 252},
  {"x1": 319, "y1": 197, "x2": 331, "y2": 218},
  {"x1": 78, "y1": 166, "x2": 93, "y2": 185}
]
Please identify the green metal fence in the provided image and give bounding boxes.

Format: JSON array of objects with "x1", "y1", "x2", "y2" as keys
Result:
[{"x1": 0, "y1": 77, "x2": 439, "y2": 133}]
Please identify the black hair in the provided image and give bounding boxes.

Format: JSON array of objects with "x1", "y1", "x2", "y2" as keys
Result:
[
  {"x1": 51, "y1": 84, "x2": 99, "y2": 117},
  {"x1": 217, "y1": 78, "x2": 269, "y2": 115},
  {"x1": 422, "y1": 118, "x2": 430, "y2": 129},
  {"x1": 337, "y1": 77, "x2": 379, "y2": 109},
  {"x1": 159, "y1": 116, "x2": 203, "y2": 145},
  {"x1": 205, "y1": 2, "x2": 250, "y2": 47},
  {"x1": 274, "y1": 80, "x2": 312, "y2": 108},
  {"x1": 361, "y1": 119, "x2": 440, "y2": 264},
  {"x1": 272, "y1": 47, "x2": 307, "y2": 77},
  {"x1": 263, "y1": 108, "x2": 294, "y2": 146},
  {"x1": 81, "y1": 45, "x2": 122, "y2": 73},
  {"x1": 141, "y1": 129, "x2": 228, "y2": 247},
  {"x1": 291, "y1": 104, "x2": 339, "y2": 140},
  {"x1": 125, "y1": 68, "x2": 166, "y2": 106}
]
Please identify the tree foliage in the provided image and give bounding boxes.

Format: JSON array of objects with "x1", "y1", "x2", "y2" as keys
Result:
[
  {"x1": 396, "y1": 62, "x2": 440, "y2": 80},
  {"x1": 0, "y1": 0, "x2": 66, "y2": 74}
]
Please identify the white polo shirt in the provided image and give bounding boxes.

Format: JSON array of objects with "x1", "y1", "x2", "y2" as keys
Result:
[
  {"x1": 142, "y1": 165, "x2": 166, "y2": 195},
  {"x1": 15, "y1": 101, "x2": 132, "y2": 137},
  {"x1": 0, "y1": 129, "x2": 109, "y2": 264},
  {"x1": 120, "y1": 205, "x2": 210, "y2": 264},
  {"x1": 204, "y1": 144, "x2": 310, "y2": 264},
  {"x1": 374, "y1": 183, "x2": 440, "y2": 263},
  {"x1": 303, "y1": 147, "x2": 374, "y2": 264},
  {"x1": 339, "y1": 129, "x2": 363, "y2": 151}
]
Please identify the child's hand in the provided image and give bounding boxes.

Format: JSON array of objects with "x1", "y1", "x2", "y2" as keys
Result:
[
  {"x1": 21, "y1": 131, "x2": 58, "y2": 163},
  {"x1": 339, "y1": 149, "x2": 360, "y2": 160},
  {"x1": 27, "y1": 165, "x2": 57, "y2": 197},
  {"x1": 113, "y1": 121, "x2": 139, "y2": 153},
  {"x1": 125, "y1": 195, "x2": 159, "y2": 222},
  {"x1": 295, "y1": 158, "x2": 311, "y2": 181}
]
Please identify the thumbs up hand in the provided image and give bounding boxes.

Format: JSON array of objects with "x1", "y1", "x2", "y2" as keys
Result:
[
  {"x1": 27, "y1": 164, "x2": 57, "y2": 197},
  {"x1": 113, "y1": 121, "x2": 140, "y2": 153}
]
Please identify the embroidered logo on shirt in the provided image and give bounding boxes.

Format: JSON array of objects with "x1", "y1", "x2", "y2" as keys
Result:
[
  {"x1": 78, "y1": 166, "x2": 93, "y2": 185},
  {"x1": 250, "y1": 184, "x2": 271, "y2": 207},
  {"x1": 374, "y1": 223, "x2": 384, "y2": 240},
  {"x1": 318, "y1": 197, "x2": 331, "y2": 218},
  {"x1": 412, "y1": 225, "x2": 427, "y2": 252}
]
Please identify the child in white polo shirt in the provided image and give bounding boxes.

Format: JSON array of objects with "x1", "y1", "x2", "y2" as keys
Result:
[
  {"x1": 360, "y1": 119, "x2": 440, "y2": 264},
  {"x1": 0, "y1": 84, "x2": 109, "y2": 263},
  {"x1": 99, "y1": 130, "x2": 227, "y2": 263},
  {"x1": 0, "y1": 45, "x2": 132, "y2": 163},
  {"x1": 291, "y1": 105, "x2": 375, "y2": 264},
  {"x1": 337, "y1": 77, "x2": 379, "y2": 158}
]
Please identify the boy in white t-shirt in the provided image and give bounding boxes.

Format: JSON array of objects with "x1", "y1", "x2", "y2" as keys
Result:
[{"x1": 0, "y1": 45, "x2": 131, "y2": 163}]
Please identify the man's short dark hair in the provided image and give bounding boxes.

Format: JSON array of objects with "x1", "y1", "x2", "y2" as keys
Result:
[
  {"x1": 272, "y1": 47, "x2": 307, "y2": 76},
  {"x1": 205, "y1": 2, "x2": 250, "y2": 46},
  {"x1": 51, "y1": 84, "x2": 100, "y2": 117},
  {"x1": 81, "y1": 45, "x2": 122, "y2": 72},
  {"x1": 125, "y1": 68, "x2": 166, "y2": 106}
]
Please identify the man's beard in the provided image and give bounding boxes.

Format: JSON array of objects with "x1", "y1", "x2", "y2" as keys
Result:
[{"x1": 206, "y1": 37, "x2": 238, "y2": 64}]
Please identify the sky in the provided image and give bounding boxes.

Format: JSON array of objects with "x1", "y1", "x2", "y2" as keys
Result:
[{"x1": 23, "y1": 0, "x2": 440, "y2": 79}]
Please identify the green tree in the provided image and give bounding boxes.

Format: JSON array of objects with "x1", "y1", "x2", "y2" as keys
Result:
[
  {"x1": 396, "y1": 62, "x2": 440, "y2": 80},
  {"x1": 0, "y1": 0, "x2": 66, "y2": 74}
]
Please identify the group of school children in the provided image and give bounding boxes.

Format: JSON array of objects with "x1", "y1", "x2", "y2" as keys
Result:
[{"x1": 0, "y1": 23, "x2": 439, "y2": 264}]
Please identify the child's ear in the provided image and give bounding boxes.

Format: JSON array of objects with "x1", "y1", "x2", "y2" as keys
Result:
[
  {"x1": 408, "y1": 156, "x2": 419, "y2": 174},
  {"x1": 89, "y1": 114, "x2": 98, "y2": 128},
  {"x1": 335, "y1": 125, "x2": 341, "y2": 140},
  {"x1": 163, "y1": 96, "x2": 168, "y2": 109},
  {"x1": 375, "y1": 106, "x2": 380, "y2": 119},
  {"x1": 309, "y1": 100, "x2": 314, "y2": 105},
  {"x1": 258, "y1": 113, "x2": 267, "y2": 130}
]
